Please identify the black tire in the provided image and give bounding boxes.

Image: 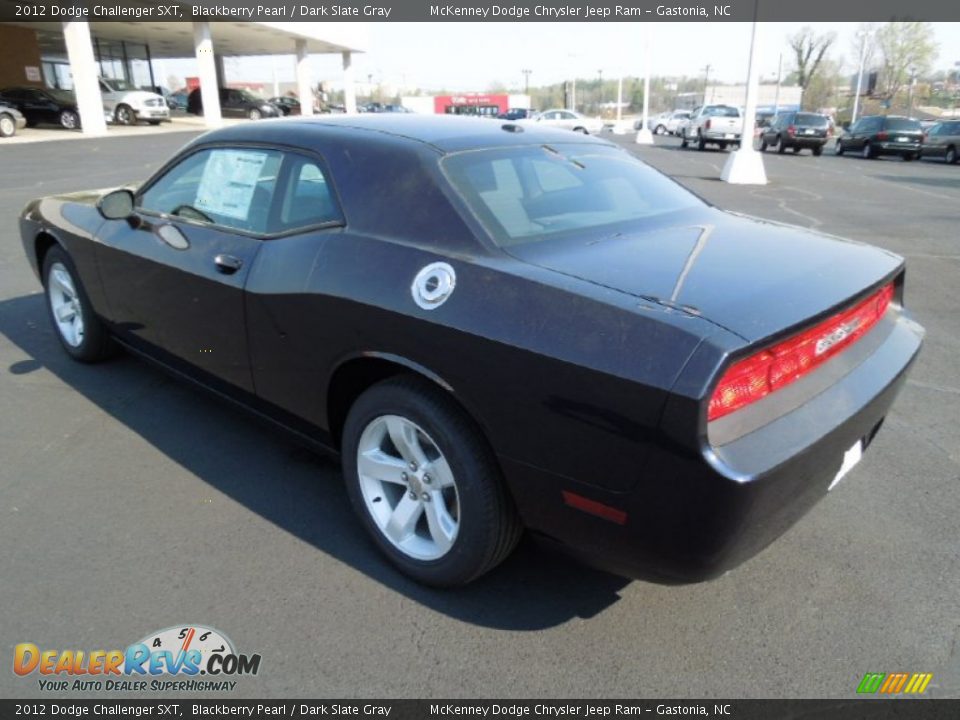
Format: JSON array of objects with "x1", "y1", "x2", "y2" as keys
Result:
[
  {"x1": 115, "y1": 104, "x2": 135, "y2": 126},
  {"x1": 0, "y1": 112, "x2": 16, "y2": 138},
  {"x1": 41, "y1": 245, "x2": 114, "y2": 363},
  {"x1": 946, "y1": 146, "x2": 957, "y2": 164},
  {"x1": 792, "y1": 146, "x2": 801, "y2": 154},
  {"x1": 574, "y1": 126, "x2": 588, "y2": 134},
  {"x1": 59, "y1": 110, "x2": 79, "y2": 130},
  {"x1": 655, "y1": 124, "x2": 666, "y2": 135},
  {"x1": 342, "y1": 375, "x2": 522, "y2": 587},
  {"x1": 777, "y1": 136, "x2": 787, "y2": 154},
  {"x1": 862, "y1": 142, "x2": 874, "y2": 160},
  {"x1": 834, "y1": 140, "x2": 844, "y2": 156},
  {"x1": 760, "y1": 138, "x2": 768, "y2": 151},
  {"x1": 147, "y1": 120, "x2": 162, "y2": 126},
  {"x1": 902, "y1": 152, "x2": 914, "y2": 162},
  {"x1": 697, "y1": 132, "x2": 706, "y2": 151},
  {"x1": 680, "y1": 130, "x2": 688, "y2": 148},
  {"x1": 812, "y1": 145, "x2": 823, "y2": 157}
]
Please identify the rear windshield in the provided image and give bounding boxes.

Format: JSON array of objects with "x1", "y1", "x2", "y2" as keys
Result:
[
  {"x1": 442, "y1": 144, "x2": 703, "y2": 247},
  {"x1": 883, "y1": 117, "x2": 921, "y2": 131},
  {"x1": 795, "y1": 113, "x2": 829, "y2": 127},
  {"x1": 705, "y1": 106, "x2": 740, "y2": 117}
]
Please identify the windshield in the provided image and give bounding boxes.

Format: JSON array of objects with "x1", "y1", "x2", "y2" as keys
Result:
[
  {"x1": 884, "y1": 117, "x2": 921, "y2": 131},
  {"x1": 442, "y1": 144, "x2": 703, "y2": 247},
  {"x1": 795, "y1": 113, "x2": 829, "y2": 127},
  {"x1": 705, "y1": 106, "x2": 740, "y2": 117},
  {"x1": 102, "y1": 78, "x2": 135, "y2": 92}
]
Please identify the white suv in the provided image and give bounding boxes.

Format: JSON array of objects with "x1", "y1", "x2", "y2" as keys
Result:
[{"x1": 99, "y1": 78, "x2": 169, "y2": 126}]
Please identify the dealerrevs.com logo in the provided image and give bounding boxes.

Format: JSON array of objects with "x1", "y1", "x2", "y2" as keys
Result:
[
  {"x1": 13, "y1": 625, "x2": 261, "y2": 692},
  {"x1": 856, "y1": 672, "x2": 933, "y2": 695}
]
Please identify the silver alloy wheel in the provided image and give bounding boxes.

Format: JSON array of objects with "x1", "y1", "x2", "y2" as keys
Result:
[
  {"x1": 249, "y1": 108, "x2": 261, "y2": 120},
  {"x1": 47, "y1": 262, "x2": 84, "y2": 348},
  {"x1": 60, "y1": 111, "x2": 78, "y2": 130},
  {"x1": 356, "y1": 414, "x2": 460, "y2": 561},
  {"x1": 862, "y1": 143, "x2": 871, "y2": 159},
  {"x1": 116, "y1": 105, "x2": 133, "y2": 125},
  {"x1": 0, "y1": 115, "x2": 15, "y2": 137}
]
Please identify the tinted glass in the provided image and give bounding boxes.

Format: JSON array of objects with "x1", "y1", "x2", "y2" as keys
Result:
[
  {"x1": 442, "y1": 144, "x2": 702, "y2": 247},
  {"x1": 883, "y1": 117, "x2": 921, "y2": 132},
  {"x1": 272, "y1": 156, "x2": 343, "y2": 233},
  {"x1": 795, "y1": 113, "x2": 829, "y2": 127},
  {"x1": 139, "y1": 147, "x2": 282, "y2": 234}
]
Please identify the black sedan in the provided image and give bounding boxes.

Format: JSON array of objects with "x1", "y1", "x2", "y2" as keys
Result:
[
  {"x1": 187, "y1": 87, "x2": 280, "y2": 120},
  {"x1": 759, "y1": 111, "x2": 831, "y2": 155},
  {"x1": 18, "y1": 116, "x2": 923, "y2": 587},
  {"x1": 0, "y1": 86, "x2": 81, "y2": 130},
  {"x1": 835, "y1": 115, "x2": 923, "y2": 160},
  {"x1": 269, "y1": 96, "x2": 302, "y2": 116}
]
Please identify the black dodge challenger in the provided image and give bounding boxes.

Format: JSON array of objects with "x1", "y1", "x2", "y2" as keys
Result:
[{"x1": 19, "y1": 115, "x2": 924, "y2": 586}]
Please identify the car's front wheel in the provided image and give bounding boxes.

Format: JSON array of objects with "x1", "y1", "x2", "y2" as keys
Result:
[
  {"x1": 248, "y1": 108, "x2": 262, "y2": 121},
  {"x1": 115, "y1": 104, "x2": 135, "y2": 125},
  {"x1": 573, "y1": 126, "x2": 588, "y2": 134},
  {"x1": 59, "y1": 110, "x2": 79, "y2": 130},
  {"x1": 0, "y1": 112, "x2": 16, "y2": 138},
  {"x1": 342, "y1": 376, "x2": 522, "y2": 586},
  {"x1": 42, "y1": 245, "x2": 114, "y2": 362}
]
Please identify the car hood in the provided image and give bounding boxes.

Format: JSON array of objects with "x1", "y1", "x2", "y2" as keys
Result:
[
  {"x1": 507, "y1": 207, "x2": 903, "y2": 343},
  {"x1": 115, "y1": 91, "x2": 165, "y2": 104}
]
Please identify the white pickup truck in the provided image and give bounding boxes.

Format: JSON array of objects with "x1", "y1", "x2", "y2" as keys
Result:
[{"x1": 680, "y1": 104, "x2": 742, "y2": 150}]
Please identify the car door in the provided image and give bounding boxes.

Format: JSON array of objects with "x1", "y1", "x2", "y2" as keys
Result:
[
  {"x1": 847, "y1": 119, "x2": 866, "y2": 149},
  {"x1": 10, "y1": 88, "x2": 57, "y2": 124},
  {"x1": 94, "y1": 145, "x2": 283, "y2": 392}
]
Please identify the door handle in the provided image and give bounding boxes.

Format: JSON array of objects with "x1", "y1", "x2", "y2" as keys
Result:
[{"x1": 214, "y1": 254, "x2": 243, "y2": 274}]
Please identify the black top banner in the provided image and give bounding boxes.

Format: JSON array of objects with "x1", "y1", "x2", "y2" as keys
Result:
[
  {"x1": 1, "y1": 700, "x2": 960, "y2": 720},
  {"x1": 2, "y1": 0, "x2": 960, "y2": 22}
]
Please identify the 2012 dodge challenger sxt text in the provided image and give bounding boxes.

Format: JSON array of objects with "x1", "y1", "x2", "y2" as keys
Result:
[{"x1": 19, "y1": 116, "x2": 924, "y2": 587}]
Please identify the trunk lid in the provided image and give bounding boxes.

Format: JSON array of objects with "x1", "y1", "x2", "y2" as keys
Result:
[{"x1": 508, "y1": 208, "x2": 903, "y2": 343}]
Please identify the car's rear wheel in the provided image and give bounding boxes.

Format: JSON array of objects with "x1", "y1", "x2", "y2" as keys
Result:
[
  {"x1": 115, "y1": 104, "x2": 135, "y2": 125},
  {"x1": 0, "y1": 113, "x2": 16, "y2": 138},
  {"x1": 59, "y1": 110, "x2": 79, "y2": 130},
  {"x1": 813, "y1": 145, "x2": 823, "y2": 157},
  {"x1": 862, "y1": 142, "x2": 874, "y2": 159},
  {"x1": 248, "y1": 108, "x2": 262, "y2": 121},
  {"x1": 42, "y1": 246, "x2": 114, "y2": 362},
  {"x1": 655, "y1": 124, "x2": 666, "y2": 135},
  {"x1": 834, "y1": 140, "x2": 844, "y2": 155},
  {"x1": 902, "y1": 152, "x2": 914, "y2": 161},
  {"x1": 697, "y1": 132, "x2": 706, "y2": 151},
  {"x1": 342, "y1": 376, "x2": 522, "y2": 586},
  {"x1": 777, "y1": 136, "x2": 787, "y2": 154},
  {"x1": 760, "y1": 138, "x2": 768, "y2": 151},
  {"x1": 680, "y1": 129, "x2": 688, "y2": 148},
  {"x1": 574, "y1": 126, "x2": 588, "y2": 134},
  {"x1": 946, "y1": 146, "x2": 957, "y2": 164}
]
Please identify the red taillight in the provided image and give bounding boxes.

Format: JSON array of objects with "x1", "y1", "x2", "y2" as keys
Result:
[
  {"x1": 787, "y1": 125, "x2": 796, "y2": 136},
  {"x1": 877, "y1": 131, "x2": 889, "y2": 140},
  {"x1": 705, "y1": 118, "x2": 712, "y2": 130},
  {"x1": 708, "y1": 284, "x2": 894, "y2": 422}
]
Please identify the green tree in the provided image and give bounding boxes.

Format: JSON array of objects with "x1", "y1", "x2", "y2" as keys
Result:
[
  {"x1": 875, "y1": 21, "x2": 938, "y2": 100},
  {"x1": 789, "y1": 26, "x2": 837, "y2": 107}
]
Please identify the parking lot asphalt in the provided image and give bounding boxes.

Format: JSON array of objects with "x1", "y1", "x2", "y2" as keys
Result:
[{"x1": 1, "y1": 129, "x2": 957, "y2": 699}]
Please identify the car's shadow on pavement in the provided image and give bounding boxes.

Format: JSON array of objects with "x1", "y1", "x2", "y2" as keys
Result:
[{"x1": 0, "y1": 293, "x2": 631, "y2": 630}]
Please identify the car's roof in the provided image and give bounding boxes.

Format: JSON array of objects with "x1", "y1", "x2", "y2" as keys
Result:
[{"x1": 201, "y1": 114, "x2": 612, "y2": 154}]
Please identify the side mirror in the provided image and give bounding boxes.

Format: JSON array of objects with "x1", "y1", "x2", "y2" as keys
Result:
[{"x1": 97, "y1": 188, "x2": 135, "y2": 220}]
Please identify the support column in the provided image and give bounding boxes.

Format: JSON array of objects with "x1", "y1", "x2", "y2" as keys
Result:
[
  {"x1": 61, "y1": 21, "x2": 107, "y2": 136},
  {"x1": 720, "y1": 14, "x2": 766, "y2": 185},
  {"x1": 342, "y1": 51, "x2": 357, "y2": 114},
  {"x1": 192, "y1": 21, "x2": 221, "y2": 128},
  {"x1": 214, "y1": 53, "x2": 226, "y2": 87},
  {"x1": 296, "y1": 39, "x2": 314, "y2": 116},
  {"x1": 635, "y1": 23, "x2": 653, "y2": 145}
]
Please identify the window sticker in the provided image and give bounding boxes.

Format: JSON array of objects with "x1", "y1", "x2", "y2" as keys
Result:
[{"x1": 195, "y1": 149, "x2": 269, "y2": 221}]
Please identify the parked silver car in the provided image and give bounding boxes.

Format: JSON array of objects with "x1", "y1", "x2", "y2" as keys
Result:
[
  {"x1": 99, "y1": 78, "x2": 169, "y2": 125},
  {"x1": 523, "y1": 108, "x2": 604, "y2": 134},
  {"x1": 920, "y1": 120, "x2": 960, "y2": 164}
]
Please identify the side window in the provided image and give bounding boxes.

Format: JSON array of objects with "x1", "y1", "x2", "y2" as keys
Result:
[
  {"x1": 138, "y1": 147, "x2": 282, "y2": 234},
  {"x1": 271, "y1": 154, "x2": 343, "y2": 233}
]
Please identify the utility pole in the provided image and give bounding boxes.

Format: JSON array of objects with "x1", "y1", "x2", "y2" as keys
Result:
[
  {"x1": 636, "y1": 23, "x2": 654, "y2": 145},
  {"x1": 852, "y1": 29, "x2": 874, "y2": 125},
  {"x1": 597, "y1": 69, "x2": 603, "y2": 110},
  {"x1": 521, "y1": 68, "x2": 532, "y2": 95},
  {"x1": 908, "y1": 66, "x2": 917, "y2": 117},
  {"x1": 773, "y1": 53, "x2": 782, "y2": 116},
  {"x1": 702, "y1": 63, "x2": 712, "y2": 105}
]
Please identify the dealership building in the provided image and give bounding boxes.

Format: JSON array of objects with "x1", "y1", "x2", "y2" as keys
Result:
[{"x1": 0, "y1": 2, "x2": 368, "y2": 135}]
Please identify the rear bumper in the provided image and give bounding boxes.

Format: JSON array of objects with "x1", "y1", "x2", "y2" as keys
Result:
[
  {"x1": 876, "y1": 141, "x2": 920, "y2": 154},
  {"x1": 701, "y1": 130, "x2": 741, "y2": 142},
  {"x1": 504, "y1": 310, "x2": 924, "y2": 584},
  {"x1": 784, "y1": 136, "x2": 828, "y2": 148}
]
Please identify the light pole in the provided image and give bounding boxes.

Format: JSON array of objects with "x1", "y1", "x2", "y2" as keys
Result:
[
  {"x1": 521, "y1": 68, "x2": 532, "y2": 95},
  {"x1": 636, "y1": 23, "x2": 654, "y2": 145},
  {"x1": 907, "y1": 66, "x2": 917, "y2": 117},
  {"x1": 852, "y1": 29, "x2": 874, "y2": 125},
  {"x1": 702, "y1": 63, "x2": 712, "y2": 105},
  {"x1": 721, "y1": 2, "x2": 766, "y2": 185},
  {"x1": 597, "y1": 69, "x2": 603, "y2": 111},
  {"x1": 773, "y1": 53, "x2": 782, "y2": 116}
]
